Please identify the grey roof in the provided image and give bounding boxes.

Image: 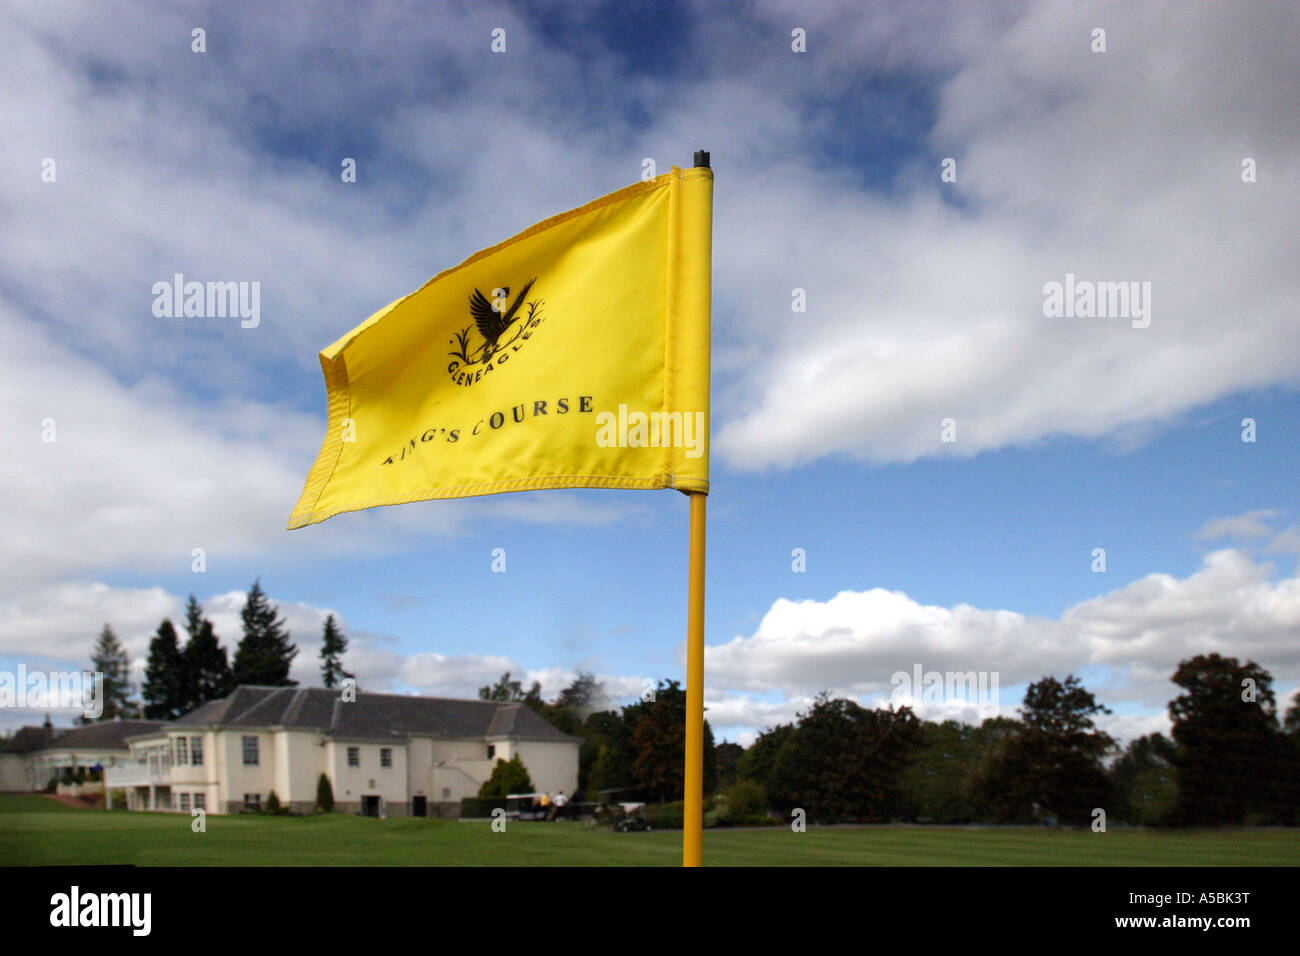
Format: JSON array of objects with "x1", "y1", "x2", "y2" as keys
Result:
[
  {"x1": 1, "y1": 725, "x2": 55, "y2": 754},
  {"x1": 3, "y1": 720, "x2": 165, "y2": 754},
  {"x1": 172, "y1": 686, "x2": 578, "y2": 743},
  {"x1": 48, "y1": 721, "x2": 166, "y2": 750}
]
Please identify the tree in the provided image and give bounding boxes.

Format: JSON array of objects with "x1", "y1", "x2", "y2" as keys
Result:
[
  {"x1": 714, "y1": 741, "x2": 744, "y2": 789},
  {"x1": 975, "y1": 675, "x2": 1114, "y2": 824},
  {"x1": 319, "y1": 615, "x2": 353, "y2": 689},
  {"x1": 142, "y1": 619, "x2": 187, "y2": 720},
  {"x1": 315, "y1": 773, "x2": 335, "y2": 813},
  {"x1": 1284, "y1": 691, "x2": 1300, "y2": 736},
  {"x1": 181, "y1": 596, "x2": 233, "y2": 711},
  {"x1": 578, "y1": 709, "x2": 631, "y2": 795},
  {"x1": 901, "y1": 719, "x2": 988, "y2": 823},
  {"x1": 231, "y1": 580, "x2": 297, "y2": 687},
  {"x1": 478, "y1": 671, "x2": 542, "y2": 706},
  {"x1": 1169, "y1": 653, "x2": 1291, "y2": 825},
  {"x1": 536, "y1": 671, "x2": 605, "y2": 735},
  {"x1": 478, "y1": 754, "x2": 533, "y2": 798},
  {"x1": 85, "y1": 625, "x2": 138, "y2": 722},
  {"x1": 624, "y1": 680, "x2": 718, "y2": 802},
  {"x1": 737, "y1": 723, "x2": 795, "y2": 804},
  {"x1": 264, "y1": 790, "x2": 281, "y2": 814},
  {"x1": 1109, "y1": 733, "x2": 1178, "y2": 826},
  {"x1": 768, "y1": 695, "x2": 921, "y2": 823}
]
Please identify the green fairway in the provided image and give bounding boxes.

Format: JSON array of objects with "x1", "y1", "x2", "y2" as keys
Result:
[{"x1": 2, "y1": 795, "x2": 1297, "y2": 866}]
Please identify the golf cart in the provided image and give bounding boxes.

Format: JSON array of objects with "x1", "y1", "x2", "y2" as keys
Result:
[
  {"x1": 614, "y1": 801, "x2": 652, "y2": 832},
  {"x1": 503, "y1": 792, "x2": 551, "y2": 821}
]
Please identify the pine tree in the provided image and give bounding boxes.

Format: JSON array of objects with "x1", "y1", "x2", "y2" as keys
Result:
[
  {"x1": 86, "y1": 625, "x2": 139, "y2": 722},
  {"x1": 180, "y1": 595, "x2": 232, "y2": 711},
  {"x1": 142, "y1": 619, "x2": 186, "y2": 719},
  {"x1": 231, "y1": 580, "x2": 297, "y2": 687},
  {"x1": 319, "y1": 615, "x2": 354, "y2": 689}
]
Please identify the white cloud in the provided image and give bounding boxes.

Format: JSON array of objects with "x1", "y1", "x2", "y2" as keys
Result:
[
  {"x1": 1194, "y1": 509, "x2": 1281, "y2": 541},
  {"x1": 710, "y1": 1, "x2": 1300, "y2": 469},
  {"x1": 706, "y1": 549, "x2": 1300, "y2": 729}
]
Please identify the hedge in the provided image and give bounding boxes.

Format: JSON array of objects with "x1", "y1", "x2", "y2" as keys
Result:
[{"x1": 459, "y1": 796, "x2": 508, "y2": 818}]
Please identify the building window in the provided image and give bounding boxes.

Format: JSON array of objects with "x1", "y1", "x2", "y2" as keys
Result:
[
  {"x1": 174, "y1": 737, "x2": 188, "y2": 766},
  {"x1": 487, "y1": 744, "x2": 496, "y2": 759},
  {"x1": 347, "y1": 746, "x2": 360, "y2": 768},
  {"x1": 179, "y1": 793, "x2": 191, "y2": 812},
  {"x1": 242, "y1": 736, "x2": 259, "y2": 766},
  {"x1": 244, "y1": 793, "x2": 261, "y2": 811},
  {"x1": 380, "y1": 748, "x2": 392, "y2": 768},
  {"x1": 194, "y1": 793, "x2": 206, "y2": 810},
  {"x1": 190, "y1": 736, "x2": 203, "y2": 766},
  {"x1": 442, "y1": 788, "x2": 451, "y2": 799}
]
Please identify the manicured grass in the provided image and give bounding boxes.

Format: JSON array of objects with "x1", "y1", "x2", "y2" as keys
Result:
[
  {"x1": 1, "y1": 795, "x2": 1297, "y2": 866},
  {"x1": 0, "y1": 794, "x2": 76, "y2": 813}
]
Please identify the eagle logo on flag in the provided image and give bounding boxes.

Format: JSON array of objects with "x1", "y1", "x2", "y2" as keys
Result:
[{"x1": 449, "y1": 277, "x2": 543, "y2": 368}]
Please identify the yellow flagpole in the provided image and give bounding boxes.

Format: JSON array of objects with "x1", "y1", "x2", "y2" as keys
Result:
[
  {"x1": 682, "y1": 148, "x2": 711, "y2": 868},
  {"x1": 683, "y1": 490, "x2": 707, "y2": 866}
]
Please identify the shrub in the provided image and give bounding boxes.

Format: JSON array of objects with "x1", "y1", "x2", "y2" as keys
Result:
[
  {"x1": 477, "y1": 755, "x2": 533, "y2": 798},
  {"x1": 717, "y1": 779, "x2": 771, "y2": 826},
  {"x1": 645, "y1": 801, "x2": 684, "y2": 830},
  {"x1": 264, "y1": 790, "x2": 282, "y2": 814},
  {"x1": 460, "y1": 796, "x2": 508, "y2": 819},
  {"x1": 315, "y1": 773, "x2": 334, "y2": 813},
  {"x1": 74, "y1": 767, "x2": 86, "y2": 784},
  {"x1": 60, "y1": 768, "x2": 74, "y2": 785}
]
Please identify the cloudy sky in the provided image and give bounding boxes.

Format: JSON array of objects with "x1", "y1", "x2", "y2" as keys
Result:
[{"x1": 3, "y1": 0, "x2": 1297, "y2": 746}]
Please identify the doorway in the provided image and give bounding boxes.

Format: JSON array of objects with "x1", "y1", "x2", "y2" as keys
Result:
[{"x1": 361, "y1": 795, "x2": 381, "y2": 817}]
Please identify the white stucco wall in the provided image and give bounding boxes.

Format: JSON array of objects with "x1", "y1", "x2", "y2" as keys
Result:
[
  {"x1": 222, "y1": 730, "x2": 273, "y2": 809},
  {"x1": 273, "y1": 730, "x2": 324, "y2": 805},
  {"x1": 328, "y1": 740, "x2": 408, "y2": 813},
  {"x1": 0, "y1": 754, "x2": 27, "y2": 791},
  {"x1": 507, "y1": 740, "x2": 579, "y2": 796}
]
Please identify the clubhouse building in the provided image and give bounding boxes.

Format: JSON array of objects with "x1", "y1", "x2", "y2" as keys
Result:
[{"x1": 2, "y1": 685, "x2": 580, "y2": 817}]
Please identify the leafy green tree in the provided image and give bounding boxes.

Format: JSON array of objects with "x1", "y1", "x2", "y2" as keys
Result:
[
  {"x1": 318, "y1": 615, "x2": 353, "y2": 689},
  {"x1": 768, "y1": 695, "x2": 921, "y2": 822},
  {"x1": 478, "y1": 671, "x2": 542, "y2": 705},
  {"x1": 901, "y1": 719, "x2": 990, "y2": 823},
  {"x1": 231, "y1": 580, "x2": 297, "y2": 687},
  {"x1": 975, "y1": 675, "x2": 1113, "y2": 824},
  {"x1": 718, "y1": 779, "x2": 769, "y2": 825},
  {"x1": 315, "y1": 773, "x2": 335, "y2": 812},
  {"x1": 1109, "y1": 733, "x2": 1178, "y2": 826},
  {"x1": 1169, "y1": 653, "x2": 1291, "y2": 825},
  {"x1": 579, "y1": 709, "x2": 632, "y2": 795},
  {"x1": 737, "y1": 723, "x2": 794, "y2": 804},
  {"x1": 142, "y1": 619, "x2": 187, "y2": 719},
  {"x1": 85, "y1": 625, "x2": 138, "y2": 722},
  {"x1": 624, "y1": 680, "x2": 718, "y2": 802},
  {"x1": 538, "y1": 671, "x2": 605, "y2": 735},
  {"x1": 1284, "y1": 691, "x2": 1300, "y2": 736},
  {"x1": 478, "y1": 754, "x2": 534, "y2": 797},
  {"x1": 714, "y1": 741, "x2": 744, "y2": 789}
]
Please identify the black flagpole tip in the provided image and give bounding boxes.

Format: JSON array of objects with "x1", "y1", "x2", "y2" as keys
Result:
[{"x1": 693, "y1": 149, "x2": 710, "y2": 169}]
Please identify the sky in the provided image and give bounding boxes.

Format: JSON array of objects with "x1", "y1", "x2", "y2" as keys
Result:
[{"x1": 2, "y1": 0, "x2": 1297, "y2": 747}]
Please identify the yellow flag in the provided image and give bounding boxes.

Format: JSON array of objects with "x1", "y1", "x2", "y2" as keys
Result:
[{"x1": 288, "y1": 166, "x2": 712, "y2": 530}]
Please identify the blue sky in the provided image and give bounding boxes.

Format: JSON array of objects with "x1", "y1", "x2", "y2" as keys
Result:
[{"x1": 2, "y1": 1, "x2": 1298, "y2": 745}]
